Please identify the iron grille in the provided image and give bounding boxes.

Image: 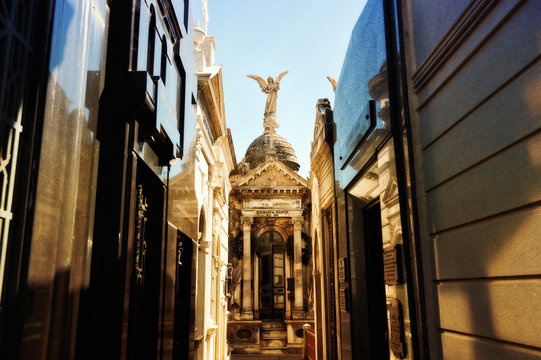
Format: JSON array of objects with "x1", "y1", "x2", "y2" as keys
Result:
[{"x1": 0, "y1": 0, "x2": 35, "y2": 300}]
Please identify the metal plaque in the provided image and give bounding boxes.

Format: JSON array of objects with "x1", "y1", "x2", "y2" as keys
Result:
[
  {"x1": 338, "y1": 257, "x2": 347, "y2": 283},
  {"x1": 338, "y1": 286, "x2": 349, "y2": 313},
  {"x1": 388, "y1": 298, "x2": 406, "y2": 359},
  {"x1": 383, "y1": 245, "x2": 402, "y2": 285},
  {"x1": 338, "y1": 258, "x2": 349, "y2": 312}
]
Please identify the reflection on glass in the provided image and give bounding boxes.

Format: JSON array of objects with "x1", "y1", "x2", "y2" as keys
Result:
[
  {"x1": 274, "y1": 295, "x2": 284, "y2": 309},
  {"x1": 349, "y1": 161, "x2": 379, "y2": 203},
  {"x1": 261, "y1": 296, "x2": 271, "y2": 309},
  {"x1": 273, "y1": 253, "x2": 284, "y2": 286},
  {"x1": 258, "y1": 231, "x2": 285, "y2": 316},
  {"x1": 261, "y1": 255, "x2": 271, "y2": 286},
  {"x1": 347, "y1": 139, "x2": 414, "y2": 357},
  {"x1": 334, "y1": 0, "x2": 391, "y2": 191},
  {"x1": 21, "y1": 0, "x2": 107, "y2": 356}
]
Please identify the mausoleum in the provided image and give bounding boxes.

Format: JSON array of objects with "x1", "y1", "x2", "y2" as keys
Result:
[{"x1": 227, "y1": 73, "x2": 313, "y2": 354}]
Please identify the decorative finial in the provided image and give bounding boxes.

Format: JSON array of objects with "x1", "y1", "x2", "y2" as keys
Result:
[{"x1": 202, "y1": 0, "x2": 209, "y2": 34}]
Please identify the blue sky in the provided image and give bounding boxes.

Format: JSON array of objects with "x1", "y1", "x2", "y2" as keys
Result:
[{"x1": 193, "y1": 0, "x2": 367, "y2": 177}]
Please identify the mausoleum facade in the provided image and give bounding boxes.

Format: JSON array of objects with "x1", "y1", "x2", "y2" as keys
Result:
[{"x1": 227, "y1": 79, "x2": 313, "y2": 354}]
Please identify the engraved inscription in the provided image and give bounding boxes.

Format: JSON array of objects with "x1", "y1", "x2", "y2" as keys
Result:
[
  {"x1": 388, "y1": 298, "x2": 406, "y2": 359},
  {"x1": 338, "y1": 258, "x2": 346, "y2": 282},
  {"x1": 243, "y1": 198, "x2": 301, "y2": 209},
  {"x1": 255, "y1": 209, "x2": 289, "y2": 217},
  {"x1": 338, "y1": 258, "x2": 348, "y2": 312},
  {"x1": 339, "y1": 287, "x2": 347, "y2": 312},
  {"x1": 383, "y1": 245, "x2": 402, "y2": 285}
]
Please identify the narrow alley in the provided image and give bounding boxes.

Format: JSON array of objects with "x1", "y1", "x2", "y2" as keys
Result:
[{"x1": 1, "y1": 0, "x2": 540, "y2": 359}]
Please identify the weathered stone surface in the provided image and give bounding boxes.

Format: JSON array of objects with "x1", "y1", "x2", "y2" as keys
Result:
[{"x1": 243, "y1": 133, "x2": 300, "y2": 171}]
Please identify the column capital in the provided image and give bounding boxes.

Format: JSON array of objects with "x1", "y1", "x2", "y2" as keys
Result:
[
  {"x1": 292, "y1": 217, "x2": 304, "y2": 228},
  {"x1": 199, "y1": 240, "x2": 211, "y2": 254},
  {"x1": 241, "y1": 216, "x2": 253, "y2": 229}
]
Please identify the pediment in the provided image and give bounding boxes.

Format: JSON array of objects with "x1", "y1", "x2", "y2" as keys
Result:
[
  {"x1": 198, "y1": 66, "x2": 225, "y2": 139},
  {"x1": 381, "y1": 178, "x2": 399, "y2": 205},
  {"x1": 233, "y1": 158, "x2": 308, "y2": 189}
]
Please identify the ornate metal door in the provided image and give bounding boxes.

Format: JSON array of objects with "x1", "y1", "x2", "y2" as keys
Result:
[
  {"x1": 0, "y1": 0, "x2": 38, "y2": 303},
  {"x1": 128, "y1": 160, "x2": 165, "y2": 360},
  {"x1": 0, "y1": 1, "x2": 54, "y2": 357},
  {"x1": 173, "y1": 230, "x2": 193, "y2": 359},
  {"x1": 259, "y1": 231, "x2": 285, "y2": 319}
]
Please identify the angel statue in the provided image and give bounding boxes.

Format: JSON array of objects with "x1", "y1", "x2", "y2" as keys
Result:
[{"x1": 247, "y1": 71, "x2": 288, "y2": 119}]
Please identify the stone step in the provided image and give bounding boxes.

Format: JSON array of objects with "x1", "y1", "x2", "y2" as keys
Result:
[
  {"x1": 260, "y1": 346, "x2": 288, "y2": 355},
  {"x1": 260, "y1": 329, "x2": 287, "y2": 339},
  {"x1": 260, "y1": 320, "x2": 286, "y2": 330},
  {"x1": 260, "y1": 338, "x2": 287, "y2": 348},
  {"x1": 285, "y1": 346, "x2": 303, "y2": 354}
]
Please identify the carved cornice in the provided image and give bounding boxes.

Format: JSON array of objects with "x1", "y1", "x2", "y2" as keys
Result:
[
  {"x1": 310, "y1": 113, "x2": 327, "y2": 161},
  {"x1": 311, "y1": 147, "x2": 333, "y2": 183},
  {"x1": 311, "y1": 139, "x2": 332, "y2": 169},
  {"x1": 319, "y1": 186, "x2": 334, "y2": 209},
  {"x1": 197, "y1": 67, "x2": 225, "y2": 139},
  {"x1": 412, "y1": 0, "x2": 497, "y2": 91},
  {"x1": 381, "y1": 179, "x2": 399, "y2": 207}
]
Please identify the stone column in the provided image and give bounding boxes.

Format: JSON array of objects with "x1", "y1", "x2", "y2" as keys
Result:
[
  {"x1": 292, "y1": 217, "x2": 304, "y2": 318},
  {"x1": 241, "y1": 217, "x2": 253, "y2": 319}
]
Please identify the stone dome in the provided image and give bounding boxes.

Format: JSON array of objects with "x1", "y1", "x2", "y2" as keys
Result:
[{"x1": 243, "y1": 132, "x2": 300, "y2": 171}]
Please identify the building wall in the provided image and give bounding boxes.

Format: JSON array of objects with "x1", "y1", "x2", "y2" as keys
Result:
[
  {"x1": 188, "y1": 18, "x2": 235, "y2": 359},
  {"x1": 327, "y1": 1, "x2": 425, "y2": 359},
  {"x1": 0, "y1": 2, "x2": 55, "y2": 357},
  {"x1": 227, "y1": 158, "x2": 313, "y2": 355},
  {"x1": 0, "y1": 0, "x2": 201, "y2": 358},
  {"x1": 309, "y1": 100, "x2": 338, "y2": 360},
  {"x1": 404, "y1": 0, "x2": 541, "y2": 358},
  {"x1": 10, "y1": 1, "x2": 108, "y2": 358}
]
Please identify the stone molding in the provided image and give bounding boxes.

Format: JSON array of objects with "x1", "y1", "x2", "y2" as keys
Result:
[{"x1": 411, "y1": 0, "x2": 497, "y2": 91}]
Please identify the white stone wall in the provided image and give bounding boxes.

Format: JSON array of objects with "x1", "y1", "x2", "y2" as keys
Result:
[
  {"x1": 404, "y1": 0, "x2": 541, "y2": 358},
  {"x1": 192, "y1": 18, "x2": 234, "y2": 357}
]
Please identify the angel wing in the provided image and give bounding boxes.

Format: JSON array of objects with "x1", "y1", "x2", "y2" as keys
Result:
[
  {"x1": 327, "y1": 76, "x2": 337, "y2": 92},
  {"x1": 247, "y1": 74, "x2": 267, "y2": 91},
  {"x1": 275, "y1": 70, "x2": 289, "y2": 83}
]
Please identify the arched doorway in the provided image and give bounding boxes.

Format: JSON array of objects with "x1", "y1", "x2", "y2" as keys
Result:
[{"x1": 258, "y1": 231, "x2": 285, "y2": 319}]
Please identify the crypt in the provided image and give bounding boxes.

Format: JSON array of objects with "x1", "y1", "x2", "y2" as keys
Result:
[{"x1": 227, "y1": 72, "x2": 313, "y2": 354}]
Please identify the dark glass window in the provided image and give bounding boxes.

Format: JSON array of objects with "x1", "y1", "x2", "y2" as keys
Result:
[
  {"x1": 333, "y1": 0, "x2": 390, "y2": 192},
  {"x1": 147, "y1": 5, "x2": 156, "y2": 75}
]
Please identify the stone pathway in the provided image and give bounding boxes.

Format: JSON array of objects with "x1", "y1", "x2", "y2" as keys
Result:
[{"x1": 230, "y1": 354, "x2": 302, "y2": 360}]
